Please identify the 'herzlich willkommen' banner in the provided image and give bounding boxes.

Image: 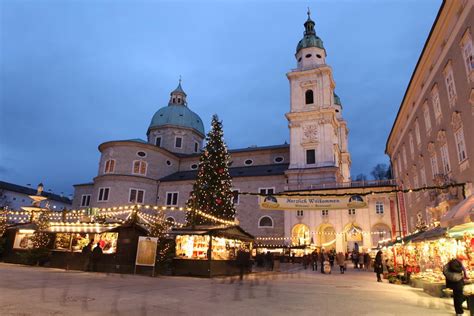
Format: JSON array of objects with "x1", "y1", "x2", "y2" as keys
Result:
[{"x1": 258, "y1": 194, "x2": 367, "y2": 210}]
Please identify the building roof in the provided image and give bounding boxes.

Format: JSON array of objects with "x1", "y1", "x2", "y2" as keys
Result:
[
  {"x1": 296, "y1": 11, "x2": 324, "y2": 53},
  {"x1": 148, "y1": 104, "x2": 205, "y2": 136},
  {"x1": 171, "y1": 144, "x2": 290, "y2": 159},
  {"x1": 385, "y1": 1, "x2": 445, "y2": 154},
  {"x1": 160, "y1": 163, "x2": 289, "y2": 182},
  {"x1": 0, "y1": 180, "x2": 72, "y2": 205}
]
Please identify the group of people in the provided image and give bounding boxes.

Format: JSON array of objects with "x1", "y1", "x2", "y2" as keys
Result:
[
  {"x1": 82, "y1": 241, "x2": 104, "y2": 272},
  {"x1": 350, "y1": 251, "x2": 372, "y2": 271},
  {"x1": 301, "y1": 249, "x2": 347, "y2": 274}
]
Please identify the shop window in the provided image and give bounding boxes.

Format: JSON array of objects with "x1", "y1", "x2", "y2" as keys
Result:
[
  {"x1": 155, "y1": 137, "x2": 162, "y2": 147},
  {"x1": 175, "y1": 137, "x2": 182, "y2": 148},
  {"x1": 258, "y1": 216, "x2": 274, "y2": 228},
  {"x1": 129, "y1": 188, "x2": 145, "y2": 204},
  {"x1": 166, "y1": 192, "x2": 179, "y2": 206},
  {"x1": 232, "y1": 189, "x2": 240, "y2": 205},
  {"x1": 454, "y1": 128, "x2": 467, "y2": 163},
  {"x1": 305, "y1": 90, "x2": 314, "y2": 104},
  {"x1": 80, "y1": 194, "x2": 91, "y2": 207},
  {"x1": 306, "y1": 149, "x2": 316, "y2": 165},
  {"x1": 132, "y1": 160, "x2": 147, "y2": 175},
  {"x1": 297, "y1": 210, "x2": 304, "y2": 217},
  {"x1": 375, "y1": 202, "x2": 384, "y2": 215},
  {"x1": 97, "y1": 187, "x2": 110, "y2": 202},
  {"x1": 104, "y1": 159, "x2": 115, "y2": 174}
]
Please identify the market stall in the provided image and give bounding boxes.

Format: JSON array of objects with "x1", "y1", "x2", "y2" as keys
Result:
[
  {"x1": 3, "y1": 222, "x2": 149, "y2": 273},
  {"x1": 171, "y1": 225, "x2": 254, "y2": 277}
]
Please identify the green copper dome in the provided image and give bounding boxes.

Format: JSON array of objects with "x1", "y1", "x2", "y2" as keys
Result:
[
  {"x1": 296, "y1": 10, "x2": 325, "y2": 53},
  {"x1": 334, "y1": 92, "x2": 342, "y2": 106},
  {"x1": 147, "y1": 81, "x2": 204, "y2": 136}
]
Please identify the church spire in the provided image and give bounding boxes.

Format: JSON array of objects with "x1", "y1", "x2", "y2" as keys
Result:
[{"x1": 304, "y1": 7, "x2": 316, "y2": 36}]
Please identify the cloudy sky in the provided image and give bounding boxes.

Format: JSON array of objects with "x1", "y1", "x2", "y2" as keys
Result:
[{"x1": 0, "y1": 0, "x2": 441, "y2": 197}]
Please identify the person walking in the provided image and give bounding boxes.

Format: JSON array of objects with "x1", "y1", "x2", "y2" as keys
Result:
[
  {"x1": 236, "y1": 247, "x2": 250, "y2": 281},
  {"x1": 91, "y1": 242, "x2": 103, "y2": 272},
  {"x1": 443, "y1": 257, "x2": 467, "y2": 316},
  {"x1": 336, "y1": 252, "x2": 345, "y2": 274},
  {"x1": 374, "y1": 250, "x2": 383, "y2": 282},
  {"x1": 359, "y1": 252, "x2": 365, "y2": 270},
  {"x1": 311, "y1": 251, "x2": 318, "y2": 271},
  {"x1": 329, "y1": 251, "x2": 335, "y2": 268},
  {"x1": 320, "y1": 250, "x2": 326, "y2": 274},
  {"x1": 353, "y1": 252, "x2": 359, "y2": 269},
  {"x1": 364, "y1": 252, "x2": 370, "y2": 271}
]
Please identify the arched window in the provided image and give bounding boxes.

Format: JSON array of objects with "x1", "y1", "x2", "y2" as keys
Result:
[
  {"x1": 166, "y1": 216, "x2": 175, "y2": 223},
  {"x1": 132, "y1": 160, "x2": 147, "y2": 175},
  {"x1": 305, "y1": 90, "x2": 314, "y2": 104},
  {"x1": 258, "y1": 216, "x2": 273, "y2": 228}
]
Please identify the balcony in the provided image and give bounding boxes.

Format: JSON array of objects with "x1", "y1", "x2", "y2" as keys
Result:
[{"x1": 285, "y1": 179, "x2": 398, "y2": 191}]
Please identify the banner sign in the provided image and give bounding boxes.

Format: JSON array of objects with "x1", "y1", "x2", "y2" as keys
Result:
[
  {"x1": 389, "y1": 199, "x2": 397, "y2": 238},
  {"x1": 135, "y1": 236, "x2": 158, "y2": 267},
  {"x1": 259, "y1": 194, "x2": 367, "y2": 210},
  {"x1": 397, "y1": 192, "x2": 408, "y2": 236}
]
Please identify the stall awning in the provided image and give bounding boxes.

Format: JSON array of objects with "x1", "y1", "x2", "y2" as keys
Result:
[
  {"x1": 171, "y1": 225, "x2": 254, "y2": 241},
  {"x1": 45, "y1": 224, "x2": 120, "y2": 233},
  {"x1": 441, "y1": 195, "x2": 474, "y2": 228},
  {"x1": 448, "y1": 222, "x2": 474, "y2": 238},
  {"x1": 410, "y1": 226, "x2": 447, "y2": 242}
]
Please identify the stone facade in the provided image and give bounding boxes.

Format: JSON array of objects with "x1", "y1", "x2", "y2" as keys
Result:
[{"x1": 386, "y1": 1, "x2": 474, "y2": 233}]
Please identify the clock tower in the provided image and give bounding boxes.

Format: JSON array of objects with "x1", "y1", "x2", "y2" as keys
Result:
[{"x1": 285, "y1": 10, "x2": 351, "y2": 189}]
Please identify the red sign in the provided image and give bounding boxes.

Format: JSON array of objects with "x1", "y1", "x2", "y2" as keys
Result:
[
  {"x1": 389, "y1": 199, "x2": 397, "y2": 239},
  {"x1": 397, "y1": 192, "x2": 408, "y2": 236}
]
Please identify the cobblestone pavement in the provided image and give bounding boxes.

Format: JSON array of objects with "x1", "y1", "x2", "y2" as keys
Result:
[{"x1": 0, "y1": 263, "x2": 454, "y2": 316}]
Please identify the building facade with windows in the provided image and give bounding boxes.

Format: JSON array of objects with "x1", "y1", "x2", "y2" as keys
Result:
[
  {"x1": 73, "y1": 12, "x2": 397, "y2": 252},
  {"x1": 386, "y1": 1, "x2": 473, "y2": 233}
]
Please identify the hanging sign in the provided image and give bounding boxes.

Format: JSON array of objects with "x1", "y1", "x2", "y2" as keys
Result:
[
  {"x1": 259, "y1": 194, "x2": 367, "y2": 210},
  {"x1": 135, "y1": 236, "x2": 158, "y2": 267}
]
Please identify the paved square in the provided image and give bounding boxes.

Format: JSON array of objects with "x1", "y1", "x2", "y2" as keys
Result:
[{"x1": 0, "y1": 263, "x2": 453, "y2": 315}]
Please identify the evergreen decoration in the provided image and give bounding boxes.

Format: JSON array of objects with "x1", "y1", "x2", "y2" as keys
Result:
[
  {"x1": 148, "y1": 212, "x2": 174, "y2": 274},
  {"x1": 186, "y1": 114, "x2": 236, "y2": 225},
  {"x1": 32, "y1": 212, "x2": 50, "y2": 249},
  {"x1": 0, "y1": 208, "x2": 7, "y2": 237}
]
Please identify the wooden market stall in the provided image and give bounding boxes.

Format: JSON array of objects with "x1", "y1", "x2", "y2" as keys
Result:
[
  {"x1": 171, "y1": 225, "x2": 254, "y2": 277},
  {"x1": 3, "y1": 221, "x2": 149, "y2": 273}
]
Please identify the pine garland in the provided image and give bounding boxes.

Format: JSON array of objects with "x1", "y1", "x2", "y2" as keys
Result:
[{"x1": 186, "y1": 114, "x2": 236, "y2": 225}]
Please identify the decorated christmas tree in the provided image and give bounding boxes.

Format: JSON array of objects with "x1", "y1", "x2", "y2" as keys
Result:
[
  {"x1": 186, "y1": 114, "x2": 236, "y2": 226},
  {"x1": 0, "y1": 208, "x2": 7, "y2": 237},
  {"x1": 31, "y1": 212, "x2": 50, "y2": 249}
]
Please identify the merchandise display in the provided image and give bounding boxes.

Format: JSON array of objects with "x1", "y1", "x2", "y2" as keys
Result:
[{"x1": 175, "y1": 235, "x2": 247, "y2": 260}]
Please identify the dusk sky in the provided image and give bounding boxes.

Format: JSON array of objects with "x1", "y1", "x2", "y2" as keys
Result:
[{"x1": 0, "y1": 0, "x2": 441, "y2": 197}]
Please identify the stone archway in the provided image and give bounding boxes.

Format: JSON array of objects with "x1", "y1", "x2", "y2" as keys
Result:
[
  {"x1": 343, "y1": 223, "x2": 363, "y2": 252},
  {"x1": 316, "y1": 223, "x2": 336, "y2": 249},
  {"x1": 291, "y1": 224, "x2": 310, "y2": 246}
]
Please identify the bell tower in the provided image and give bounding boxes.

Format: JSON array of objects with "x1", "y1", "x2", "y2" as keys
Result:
[{"x1": 285, "y1": 9, "x2": 351, "y2": 189}]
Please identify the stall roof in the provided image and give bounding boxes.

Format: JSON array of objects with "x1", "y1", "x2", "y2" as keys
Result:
[
  {"x1": 441, "y1": 195, "x2": 474, "y2": 228},
  {"x1": 46, "y1": 223, "x2": 120, "y2": 234},
  {"x1": 410, "y1": 226, "x2": 447, "y2": 242},
  {"x1": 171, "y1": 225, "x2": 254, "y2": 241},
  {"x1": 448, "y1": 222, "x2": 474, "y2": 237}
]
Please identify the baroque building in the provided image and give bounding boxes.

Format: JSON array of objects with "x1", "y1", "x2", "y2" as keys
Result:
[
  {"x1": 386, "y1": 0, "x2": 473, "y2": 233},
  {"x1": 73, "y1": 11, "x2": 398, "y2": 252}
]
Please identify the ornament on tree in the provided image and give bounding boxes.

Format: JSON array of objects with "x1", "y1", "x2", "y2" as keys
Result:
[{"x1": 216, "y1": 198, "x2": 222, "y2": 205}]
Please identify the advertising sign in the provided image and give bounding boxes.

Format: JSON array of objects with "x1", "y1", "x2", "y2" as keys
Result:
[
  {"x1": 259, "y1": 194, "x2": 367, "y2": 210},
  {"x1": 135, "y1": 236, "x2": 158, "y2": 267}
]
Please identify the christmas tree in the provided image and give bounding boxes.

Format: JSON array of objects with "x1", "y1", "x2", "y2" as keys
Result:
[
  {"x1": 186, "y1": 114, "x2": 236, "y2": 225},
  {"x1": 0, "y1": 208, "x2": 7, "y2": 237},
  {"x1": 31, "y1": 212, "x2": 50, "y2": 249}
]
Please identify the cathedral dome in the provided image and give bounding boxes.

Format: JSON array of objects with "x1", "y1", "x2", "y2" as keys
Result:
[
  {"x1": 147, "y1": 81, "x2": 205, "y2": 136},
  {"x1": 296, "y1": 10, "x2": 325, "y2": 53}
]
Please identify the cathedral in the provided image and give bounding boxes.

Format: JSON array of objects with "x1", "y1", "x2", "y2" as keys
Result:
[{"x1": 73, "y1": 12, "x2": 398, "y2": 252}]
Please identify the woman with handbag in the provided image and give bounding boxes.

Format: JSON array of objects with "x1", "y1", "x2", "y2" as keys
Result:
[{"x1": 443, "y1": 258, "x2": 467, "y2": 315}]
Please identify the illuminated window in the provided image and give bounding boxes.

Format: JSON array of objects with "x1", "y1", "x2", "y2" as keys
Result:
[
  {"x1": 104, "y1": 159, "x2": 115, "y2": 174},
  {"x1": 129, "y1": 189, "x2": 145, "y2": 204},
  {"x1": 132, "y1": 160, "x2": 147, "y2": 175}
]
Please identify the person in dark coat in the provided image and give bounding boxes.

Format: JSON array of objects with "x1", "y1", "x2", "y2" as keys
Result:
[
  {"x1": 82, "y1": 240, "x2": 94, "y2": 271},
  {"x1": 265, "y1": 251, "x2": 274, "y2": 271},
  {"x1": 320, "y1": 250, "x2": 326, "y2": 274},
  {"x1": 374, "y1": 250, "x2": 383, "y2": 282},
  {"x1": 311, "y1": 251, "x2": 318, "y2": 271},
  {"x1": 236, "y1": 248, "x2": 250, "y2": 281},
  {"x1": 91, "y1": 242, "x2": 103, "y2": 272},
  {"x1": 443, "y1": 258, "x2": 467, "y2": 315}
]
